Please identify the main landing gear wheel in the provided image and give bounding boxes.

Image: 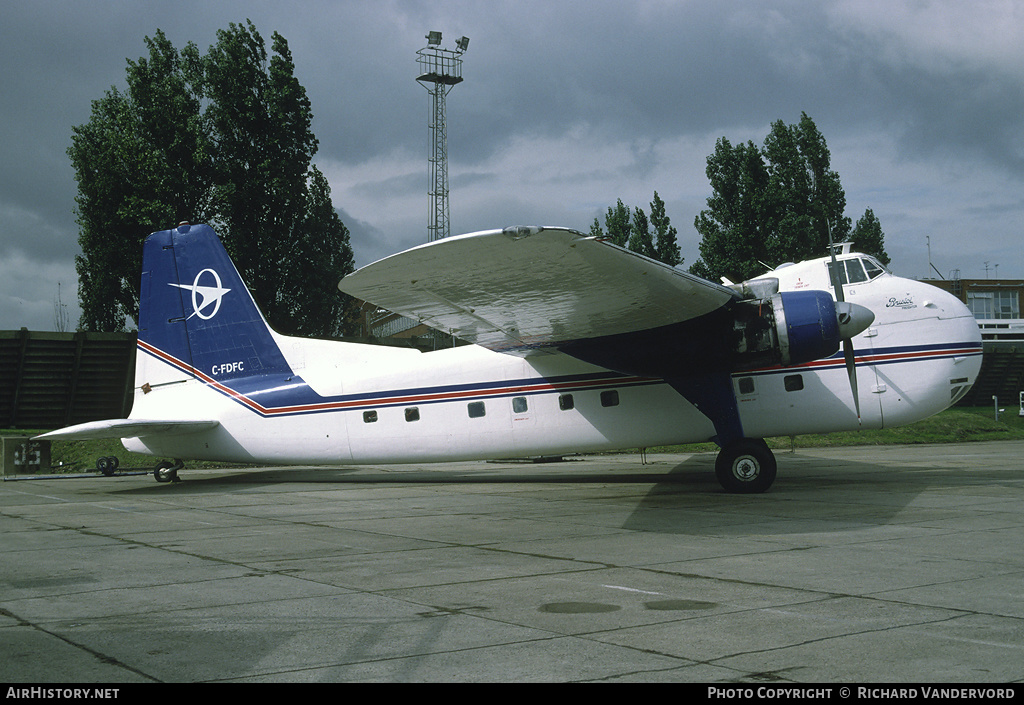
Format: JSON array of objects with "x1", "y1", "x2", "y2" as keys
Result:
[
  {"x1": 96, "y1": 456, "x2": 119, "y2": 477},
  {"x1": 154, "y1": 459, "x2": 183, "y2": 483},
  {"x1": 715, "y1": 439, "x2": 777, "y2": 494}
]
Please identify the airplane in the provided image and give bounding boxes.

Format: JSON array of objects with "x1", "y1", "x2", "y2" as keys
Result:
[{"x1": 36, "y1": 222, "x2": 983, "y2": 493}]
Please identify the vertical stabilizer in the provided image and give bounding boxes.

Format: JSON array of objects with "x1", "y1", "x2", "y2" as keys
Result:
[{"x1": 138, "y1": 223, "x2": 292, "y2": 383}]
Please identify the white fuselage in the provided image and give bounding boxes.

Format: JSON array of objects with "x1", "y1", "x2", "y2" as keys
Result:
[{"x1": 123, "y1": 254, "x2": 982, "y2": 465}]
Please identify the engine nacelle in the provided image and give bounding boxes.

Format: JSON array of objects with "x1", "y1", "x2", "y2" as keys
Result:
[
  {"x1": 773, "y1": 290, "x2": 843, "y2": 365},
  {"x1": 732, "y1": 290, "x2": 842, "y2": 369}
]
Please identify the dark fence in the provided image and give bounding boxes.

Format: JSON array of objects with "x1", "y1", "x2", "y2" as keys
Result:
[
  {"x1": 960, "y1": 341, "x2": 1024, "y2": 407},
  {"x1": 0, "y1": 330, "x2": 136, "y2": 430}
]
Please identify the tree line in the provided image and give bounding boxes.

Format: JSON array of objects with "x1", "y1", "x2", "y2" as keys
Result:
[
  {"x1": 588, "y1": 192, "x2": 683, "y2": 268},
  {"x1": 598, "y1": 113, "x2": 888, "y2": 284}
]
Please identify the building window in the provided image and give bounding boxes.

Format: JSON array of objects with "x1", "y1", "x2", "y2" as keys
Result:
[
  {"x1": 512, "y1": 396, "x2": 528, "y2": 413},
  {"x1": 784, "y1": 375, "x2": 804, "y2": 392},
  {"x1": 968, "y1": 291, "x2": 1019, "y2": 320},
  {"x1": 363, "y1": 410, "x2": 378, "y2": 423},
  {"x1": 559, "y1": 394, "x2": 575, "y2": 411},
  {"x1": 600, "y1": 390, "x2": 619, "y2": 407},
  {"x1": 405, "y1": 407, "x2": 420, "y2": 422},
  {"x1": 468, "y1": 401, "x2": 486, "y2": 418}
]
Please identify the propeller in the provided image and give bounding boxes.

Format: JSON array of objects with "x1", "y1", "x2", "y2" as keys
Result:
[{"x1": 825, "y1": 220, "x2": 874, "y2": 421}]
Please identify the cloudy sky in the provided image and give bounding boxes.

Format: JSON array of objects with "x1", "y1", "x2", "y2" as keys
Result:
[{"x1": 2, "y1": 0, "x2": 1023, "y2": 331}]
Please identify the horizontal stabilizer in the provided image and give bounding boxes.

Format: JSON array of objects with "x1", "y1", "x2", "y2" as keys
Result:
[{"x1": 34, "y1": 419, "x2": 220, "y2": 442}]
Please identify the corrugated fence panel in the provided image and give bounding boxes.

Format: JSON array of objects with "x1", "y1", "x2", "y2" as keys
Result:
[
  {"x1": 960, "y1": 342, "x2": 1024, "y2": 407},
  {"x1": 1, "y1": 330, "x2": 136, "y2": 430}
]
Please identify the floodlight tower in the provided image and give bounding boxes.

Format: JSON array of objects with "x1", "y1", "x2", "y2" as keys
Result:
[{"x1": 416, "y1": 31, "x2": 469, "y2": 242}]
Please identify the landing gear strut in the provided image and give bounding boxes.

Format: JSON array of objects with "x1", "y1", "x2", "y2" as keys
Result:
[
  {"x1": 715, "y1": 439, "x2": 776, "y2": 494},
  {"x1": 154, "y1": 459, "x2": 184, "y2": 483}
]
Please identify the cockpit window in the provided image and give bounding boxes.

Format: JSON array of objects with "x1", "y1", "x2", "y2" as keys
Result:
[
  {"x1": 862, "y1": 257, "x2": 887, "y2": 280},
  {"x1": 828, "y1": 257, "x2": 888, "y2": 287},
  {"x1": 828, "y1": 260, "x2": 848, "y2": 287},
  {"x1": 845, "y1": 259, "x2": 868, "y2": 283}
]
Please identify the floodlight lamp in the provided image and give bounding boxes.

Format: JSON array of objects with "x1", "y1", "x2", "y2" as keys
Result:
[
  {"x1": 456, "y1": 36, "x2": 470, "y2": 52},
  {"x1": 426, "y1": 31, "x2": 442, "y2": 45}
]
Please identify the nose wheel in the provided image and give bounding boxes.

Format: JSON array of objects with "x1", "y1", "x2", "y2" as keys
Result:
[{"x1": 715, "y1": 439, "x2": 776, "y2": 493}]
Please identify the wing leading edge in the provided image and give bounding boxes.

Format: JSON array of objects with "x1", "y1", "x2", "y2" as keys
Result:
[{"x1": 339, "y1": 226, "x2": 738, "y2": 354}]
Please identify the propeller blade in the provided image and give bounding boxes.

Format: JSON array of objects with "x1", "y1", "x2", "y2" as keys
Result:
[
  {"x1": 828, "y1": 254, "x2": 846, "y2": 303},
  {"x1": 834, "y1": 300, "x2": 871, "y2": 424},
  {"x1": 824, "y1": 216, "x2": 846, "y2": 302},
  {"x1": 844, "y1": 338, "x2": 861, "y2": 422},
  {"x1": 824, "y1": 217, "x2": 867, "y2": 421}
]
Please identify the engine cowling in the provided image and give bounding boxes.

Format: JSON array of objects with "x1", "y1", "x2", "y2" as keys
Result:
[
  {"x1": 773, "y1": 290, "x2": 842, "y2": 365},
  {"x1": 732, "y1": 290, "x2": 872, "y2": 369}
]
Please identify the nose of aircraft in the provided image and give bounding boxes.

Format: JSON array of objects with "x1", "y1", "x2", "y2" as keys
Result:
[{"x1": 836, "y1": 301, "x2": 874, "y2": 340}]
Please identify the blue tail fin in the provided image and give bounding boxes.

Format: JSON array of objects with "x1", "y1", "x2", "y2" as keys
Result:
[{"x1": 138, "y1": 223, "x2": 293, "y2": 382}]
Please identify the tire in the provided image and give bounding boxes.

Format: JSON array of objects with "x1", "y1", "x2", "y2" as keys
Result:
[
  {"x1": 715, "y1": 439, "x2": 777, "y2": 494},
  {"x1": 97, "y1": 457, "x2": 115, "y2": 477},
  {"x1": 154, "y1": 460, "x2": 178, "y2": 483}
]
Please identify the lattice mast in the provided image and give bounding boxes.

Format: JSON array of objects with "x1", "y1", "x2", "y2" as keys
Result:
[{"x1": 416, "y1": 32, "x2": 468, "y2": 242}]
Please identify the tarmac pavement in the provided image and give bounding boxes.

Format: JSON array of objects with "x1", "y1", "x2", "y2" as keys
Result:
[{"x1": 1, "y1": 441, "x2": 1023, "y2": 683}]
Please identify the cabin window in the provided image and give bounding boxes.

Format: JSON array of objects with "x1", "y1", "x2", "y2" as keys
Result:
[
  {"x1": 363, "y1": 410, "x2": 378, "y2": 423},
  {"x1": 512, "y1": 396, "x2": 528, "y2": 413},
  {"x1": 784, "y1": 375, "x2": 804, "y2": 392},
  {"x1": 559, "y1": 394, "x2": 575, "y2": 411},
  {"x1": 405, "y1": 407, "x2": 420, "y2": 422},
  {"x1": 600, "y1": 390, "x2": 620, "y2": 407},
  {"x1": 737, "y1": 377, "x2": 755, "y2": 395},
  {"x1": 468, "y1": 401, "x2": 486, "y2": 418}
]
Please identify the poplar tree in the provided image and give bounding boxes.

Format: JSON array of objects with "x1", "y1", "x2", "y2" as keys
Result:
[
  {"x1": 593, "y1": 199, "x2": 632, "y2": 248},
  {"x1": 649, "y1": 191, "x2": 682, "y2": 266},
  {"x1": 628, "y1": 207, "x2": 655, "y2": 259},
  {"x1": 68, "y1": 21, "x2": 355, "y2": 337},
  {"x1": 851, "y1": 208, "x2": 890, "y2": 265},
  {"x1": 590, "y1": 193, "x2": 683, "y2": 267}
]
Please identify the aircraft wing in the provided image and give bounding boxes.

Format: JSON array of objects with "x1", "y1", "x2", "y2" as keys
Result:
[
  {"x1": 339, "y1": 227, "x2": 738, "y2": 353},
  {"x1": 34, "y1": 419, "x2": 220, "y2": 442}
]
